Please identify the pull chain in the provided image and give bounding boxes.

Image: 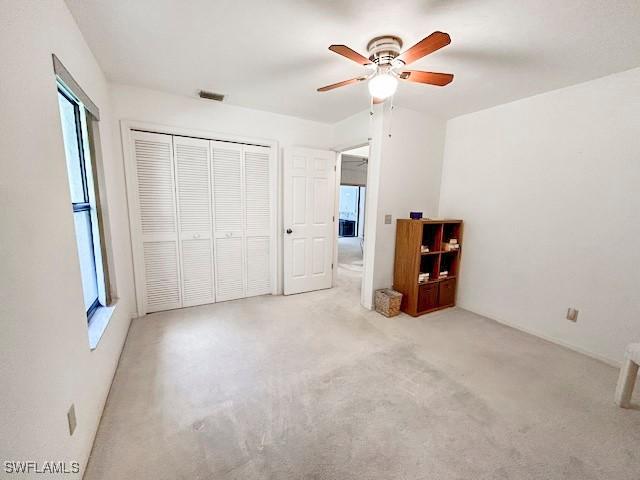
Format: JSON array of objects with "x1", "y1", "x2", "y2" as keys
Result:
[
  {"x1": 387, "y1": 95, "x2": 395, "y2": 139},
  {"x1": 368, "y1": 95, "x2": 374, "y2": 142}
]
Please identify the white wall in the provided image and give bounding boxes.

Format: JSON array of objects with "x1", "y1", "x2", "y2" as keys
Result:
[
  {"x1": 0, "y1": 0, "x2": 135, "y2": 477},
  {"x1": 363, "y1": 106, "x2": 447, "y2": 307},
  {"x1": 332, "y1": 109, "x2": 370, "y2": 151},
  {"x1": 439, "y1": 67, "x2": 640, "y2": 364},
  {"x1": 111, "y1": 84, "x2": 334, "y2": 150}
]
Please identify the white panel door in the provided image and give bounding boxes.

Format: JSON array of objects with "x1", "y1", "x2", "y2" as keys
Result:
[
  {"x1": 211, "y1": 141, "x2": 245, "y2": 301},
  {"x1": 132, "y1": 131, "x2": 182, "y2": 313},
  {"x1": 283, "y1": 147, "x2": 336, "y2": 295},
  {"x1": 174, "y1": 136, "x2": 215, "y2": 307},
  {"x1": 244, "y1": 145, "x2": 272, "y2": 297}
]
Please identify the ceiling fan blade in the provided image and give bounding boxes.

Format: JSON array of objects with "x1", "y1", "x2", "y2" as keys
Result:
[
  {"x1": 372, "y1": 97, "x2": 384, "y2": 104},
  {"x1": 396, "y1": 31, "x2": 451, "y2": 65},
  {"x1": 329, "y1": 45, "x2": 372, "y2": 65},
  {"x1": 317, "y1": 76, "x2": 366, "y2": 92},
  {"x1": 399, "y1": 70, "x2": 454, "y2": 86}
]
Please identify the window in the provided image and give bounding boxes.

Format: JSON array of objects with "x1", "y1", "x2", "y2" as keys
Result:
[
  {"x1": 57, "y1": 84, "x2": 104, "y2": 320},
  {"x1": 339, "y1": 185, "x2": 361, "y2": 237}
]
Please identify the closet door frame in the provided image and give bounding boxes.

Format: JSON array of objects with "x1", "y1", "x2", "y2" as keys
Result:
[{"x1": 122, "y1": 120, "x2": 279, "y2": 316}]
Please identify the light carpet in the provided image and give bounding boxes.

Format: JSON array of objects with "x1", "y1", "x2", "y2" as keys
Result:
[{"x1": 85, "y1": 266, "x2": 640, "y2": 479}]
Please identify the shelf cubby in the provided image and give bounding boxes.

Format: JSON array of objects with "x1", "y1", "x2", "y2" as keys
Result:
[
  {"x1": 442, "y1": 222, "x2": 462, "y2": 245},
  {"x1": 421, "y1": 223, "x2": 443, "y2": 253},
  {"x1": 438, "y1": 251, "x2": 459, "y2": 278},
  {"x1": 419, "y1": 254, "x2": 439, "y2": 283}
]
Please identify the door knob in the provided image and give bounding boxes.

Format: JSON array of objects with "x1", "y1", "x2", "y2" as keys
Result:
[{"x1": 286, "y1": 228, "x2": 293, "y2": 234}]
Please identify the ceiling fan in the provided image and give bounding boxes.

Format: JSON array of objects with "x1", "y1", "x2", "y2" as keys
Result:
[
  {"x1": 317, "y1": 32, "x2": 454, "y2": 103},
  {"x1": 343, "y1": 156, "x2": 368, "y2": 167}
]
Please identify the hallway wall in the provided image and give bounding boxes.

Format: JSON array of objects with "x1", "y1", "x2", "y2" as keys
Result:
[{"x1": 363, "y1": 106, "x2": 447, "y2": 307}]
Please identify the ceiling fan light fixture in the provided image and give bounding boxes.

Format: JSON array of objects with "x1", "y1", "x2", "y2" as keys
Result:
[
  {"x1": 317, "y1": 32, "x2": 454, "y2": 98},
  {"x1": 368, "y1": 73, "x2": 398, "y2": 100}
]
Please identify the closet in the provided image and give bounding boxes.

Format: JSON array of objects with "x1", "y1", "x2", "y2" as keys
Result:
[{"x1": 129, "y1": 130, "x2": 273, "y2": 314}]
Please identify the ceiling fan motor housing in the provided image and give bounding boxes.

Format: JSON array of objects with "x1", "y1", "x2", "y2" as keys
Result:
[{"x1": 367, "y1": 36, "x2": 403, "y2": 65}]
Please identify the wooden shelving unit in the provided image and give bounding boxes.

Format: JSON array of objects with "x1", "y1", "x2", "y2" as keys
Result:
[{"x1": 393, "y1": 219, "x2": 463, "y2": 317}]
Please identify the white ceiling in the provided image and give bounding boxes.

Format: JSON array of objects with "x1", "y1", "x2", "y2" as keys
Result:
[{"x1": 65, "y1": 0, "x2": 640, "y2": 123}]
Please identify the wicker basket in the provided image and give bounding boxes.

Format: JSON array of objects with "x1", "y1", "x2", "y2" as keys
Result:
[{"x1": 375, "y1": 289, "x2": 403, "y2": 317}]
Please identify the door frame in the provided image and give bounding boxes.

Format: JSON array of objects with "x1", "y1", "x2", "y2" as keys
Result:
[
  {"x1": 121, "y1": 120, "x2": 279, "y2": 316},
  {"x1": 333, "y1": 144, "x2": 370, "y2": 292}
]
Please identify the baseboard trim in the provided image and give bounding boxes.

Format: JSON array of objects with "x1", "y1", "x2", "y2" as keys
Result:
[{"x1": 461, "y1": 307, "x2": 622, "y2": 368}]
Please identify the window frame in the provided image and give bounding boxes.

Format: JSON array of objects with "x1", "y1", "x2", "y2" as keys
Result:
[{"x1": 57, "y1": 82, "x2": 104, "y2": 320}]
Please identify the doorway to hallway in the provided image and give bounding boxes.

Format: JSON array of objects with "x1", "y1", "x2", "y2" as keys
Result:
[{"x1": 337, "y1": 145, "x2": 368, "y2": 291}]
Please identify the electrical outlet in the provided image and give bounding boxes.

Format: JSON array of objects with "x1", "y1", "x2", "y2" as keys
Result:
[
  {"x1": 566, "y1": 308, "x2": 579, "y2": 322},
  {"x1": 384, "y1": 214, "x2": 392, "y2": 224},
  {"x1": 67, "y1": 404, "x2": 76, "y2": 436}
]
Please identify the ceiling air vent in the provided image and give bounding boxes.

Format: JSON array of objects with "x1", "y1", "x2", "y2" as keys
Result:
[{"x1": 198, "y1": 90, "x2": 225, "y2": 101}]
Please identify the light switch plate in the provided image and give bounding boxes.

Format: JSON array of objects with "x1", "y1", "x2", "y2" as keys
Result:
[
  {"x1": 384, "y1": 214, "x2": 392, "y2": 224},
  {"x1": 67, "y1": 404, "x2": 76, "y2": 436},
  {"x1": 566, "y1": 308, "x2": 579, "y2": 322}
]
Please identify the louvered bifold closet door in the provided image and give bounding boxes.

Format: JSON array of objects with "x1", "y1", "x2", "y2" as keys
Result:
[
  {"x1": 174, "y1": 136, "x2": 215, "y2": 307},
  {"x1": 211, "y1": 141, "x2": 245, "y2": 301},
  {"x1": 244, "y1": 145, "x2": 272, "y2": 296},
  {"x1": 132, "y1": 131, "x2": 182, "y2": 313}
]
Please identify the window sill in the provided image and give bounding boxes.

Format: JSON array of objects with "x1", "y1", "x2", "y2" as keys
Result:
[{"x1": 88, "y1": 301, "x2": 117, "y2": 351}]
